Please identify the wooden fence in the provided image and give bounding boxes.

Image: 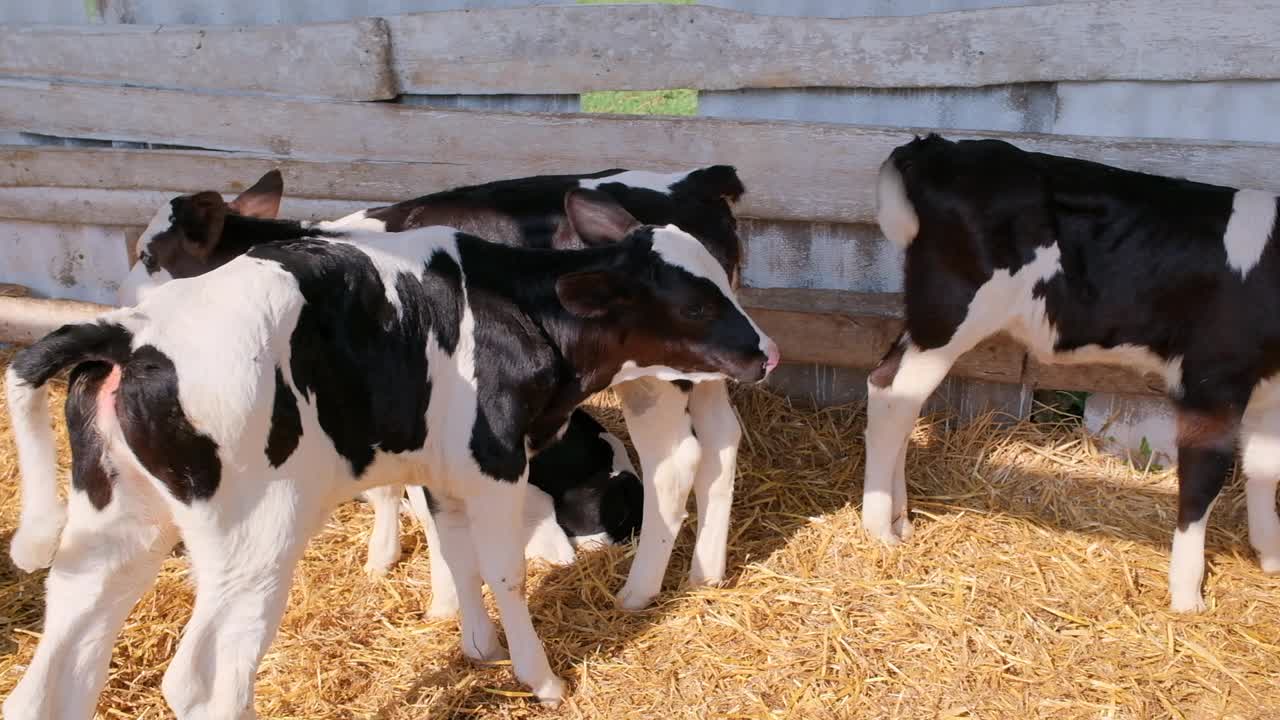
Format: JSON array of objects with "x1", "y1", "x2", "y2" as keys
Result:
[{"x1": 2, "y1": 0, "x2": 1278, "y2": 400}]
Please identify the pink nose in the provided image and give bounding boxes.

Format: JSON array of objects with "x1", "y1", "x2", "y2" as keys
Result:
[{"x1": 763, "y1": 337, "x2": 780, "y2": 374}]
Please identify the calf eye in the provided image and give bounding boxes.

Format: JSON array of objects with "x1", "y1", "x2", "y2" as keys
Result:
[{"x1": 681, "y1": 302, "x2": 716, "y2": 321}]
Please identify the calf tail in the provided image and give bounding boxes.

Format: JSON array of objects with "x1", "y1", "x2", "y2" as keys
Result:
[
  {"x1": 5, "y1": 321, "x2": 131, "y2": 571},
  {"x1": 876, "y1": 151, "x2": 921, "y2": 250}
]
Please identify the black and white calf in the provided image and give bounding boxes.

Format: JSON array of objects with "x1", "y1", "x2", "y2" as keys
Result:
[
  {"x1": 867, "y1": 133, "x2": 1280, "y2": 612},
  {"x1": 414, "y1": 407, "x2": 644, "y2": 617},
  {"x1": 121, "y1": 165, "x2": 752, "y2": 610},
  {"x1": 114, "y1": 176, "x2": 644, "y2": 622},
  {"x1": 4, "y1": 189, "x2": 776, "y2": 715}
]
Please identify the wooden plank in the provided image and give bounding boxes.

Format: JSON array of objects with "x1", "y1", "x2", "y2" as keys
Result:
[
  {"x1": 0, "y1": 187, "x2": 382, "y2": 227},
  {"x1": 739, "y1": 219, "x2": 903, "y2": 294},
  {"x1": 740, "y1": 287, "x2": 903, "y2": 320},
  {"x1": 0, "y1": 282, "x2": 1161, "y2": 396},
  {"x1": 5, "y1": 90, "x2": 1280, "y2": 227},
  {"x1": 737, "y1": 289, "x2": 903, "y2": 369},
  {"x1": 387, "y1": 1, "x2": 1280, "y2": 93},
  {"x1": 0, "y1": 20, "x2": 395, "y2": 101},
  {"x1": 746, "y1": 305, "x2": 899, "y2": 370},
  {"x1": 0, "y1": 147, "x2": 497, "y2": 205},
  {"x1": 1024, "y1": 357, "x2": 1165, "y2": 396},
  {"x1": 0, "y1": 294, "x2": 111, "y2": 345},
  {"x1": 764, "y1": 363, "x2": 1032, "y2": 421},
  {"x1": 739, "y1": 288, "x2": 1162, "y2": 394},
  {"x1": 739, "y1": 288, "x2": 1025, "y2": 385},
  {"x1": 0, "y1": 221, "x2": 134, "y2": 305}
]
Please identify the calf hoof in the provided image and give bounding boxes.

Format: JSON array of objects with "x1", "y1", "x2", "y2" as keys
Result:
[
  {"x1": 363, "y1": 541, "x2": 401, "y2": 579},
  {"x1": 893, "y1": 515, "x2": 915, "y2": 542},
  {"x1": 10, "y1": 523, "x2": 62, "y2": 573},
  {"x1": 614, "y1": 583, "x2": 657, "y2": 611},
  {"x1": 1255, "y1": 541, "x2": 1280, "y2": 575},
  {"x1": 1170, "y1": 593, "x2": 1207, "y2": 614},
  {"x1": 860, "y1": 508, "x2": 910, "y2": 546},
  {"x1": 1259, "y1": 554, "x2": 1280, "y2": 576},
  {"x1": 687, "y1": 569, "x2": 725, "y2": 588},
  {"x1": 862, "y1": 522, "x2": 903, "y2": 547},
  {"x1": 525, "y1": 540, "x2": 577, "y2": 567},
  {"x1": 529, "y1": 675, "x2": 566, "y2": 707},
  {"x1": 426, "y1": 595, "x2": 459, "y2": 619},
  {"x1": 461, "y1": 635, "x2": 508, "y2": 664},
  {"x1": 363, "y1": 557, "x2": 393, "y2": 579}
]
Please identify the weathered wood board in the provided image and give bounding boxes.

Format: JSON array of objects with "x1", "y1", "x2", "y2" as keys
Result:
[
  {"x1": 387, "y1": 1, "x2": 1280, "y2": 93},
  {"x1": 0, "y1": 20, "x2": 395, "y2": 100},
  {"x1": 0, "y1": 221, "x2": 133, "y2": 305},
  {"x1": 0, "y1": 147, "x2": 513, "y2": 205},
  {"x1": 0, "y1": 187, "x2": 382, "y2": 228},
  {"x1": 765, "y1": 363, "x2": 1033, "y2": 418},
  {"x1": 737, "y1": 289, "x2": 1158, "y2": 395},
  {"x1": 739, "y1": 219, "x2": 904, "y2": 293},
  {"x1": 0, "y1": 293, "x2": 110, "y2": 345},
  {"x1": 4, "y1": 94, "x2": 1280, "y2": 227},
  {"x1": 0, "y1": 281, "x2": 1169, "y2": 397}
]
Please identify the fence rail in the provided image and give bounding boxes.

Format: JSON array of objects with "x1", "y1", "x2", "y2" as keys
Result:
[
  {"x1": 389, "y1": 1, "x2": 1280, "y2": 93},
  {"x1": 0, "y1": 20, "x2": 395, "y2": 100},
  {"x1": 2, "y1": 1, "x2": 1277, "y2": 96},
  {"x1": 0, "y1": 0, "x2": 1270, "y2": 402},
  {"x1": 0, "y1": 284, "x2": 1162, "y2": 396},
  {"x1": 4, "y1": 87, "x2": 1280, "y2": 227}
]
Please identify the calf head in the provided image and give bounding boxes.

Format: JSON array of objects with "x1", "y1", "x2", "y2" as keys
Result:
[
  {"x1": 579, "y1": 165, "x2": 747, "y2": 287},
  {"x1": 119, "y1": 170, "x2": 284, "y2": 305},
  {"x1": 555, "y1": 189, "x2": 778, "y2": 386}
]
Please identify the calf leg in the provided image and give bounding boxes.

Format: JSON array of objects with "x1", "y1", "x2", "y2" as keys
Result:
[
  {"x1": 161, "y1": 480, "x2": 329, "y2": 719},
  {"x1": 1169, "y1": 403, "x2": 1243, "y2": 613},
  {"x1": 404, "y1": 486, "x2": 460, "y2": 618},
  {"x1": 614, "y1": 378, "x2": 701, "y2": 610},
  {"x1": 362, "y1": 484, "x2": 404, "y2": 577},
  {"x1": 863, "y1": 335, "x2": 966, "y2": 544},
  {"x1": 892, "y1": 440, "x2": 913, "y2": 540},
  {"x1": 1240, "y1": 402, "x2": 1280, "y2": 574},
  {"x1": 431, "y1": 501, "x2": 503, "y2": 661},
  {"x1": 687, "y1": 379, "x2": 741, "y2": 587},
  {"x1": 464, "y1": 479, "x2": 564, "y2": 705},
  {"x1": 4, "y1": 472, "x2": 176, "y2": 720}
]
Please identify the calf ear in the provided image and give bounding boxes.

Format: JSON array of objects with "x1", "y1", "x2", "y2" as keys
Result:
[
  {"x1": 683, "y1": 165, "x2": 745, "y2": 203},
  {"x1": 228, "y1": 169, "x2": 283, "y2": 219},
  {"x1": 564, "y1": 188, "x2": 642, "y2": 246},
  {"x1": 174, "y1": 191, "x2": 229, "y2": 263},
  {"x1": 555, "y1": 270, "x2": 634, "y2": 318}
]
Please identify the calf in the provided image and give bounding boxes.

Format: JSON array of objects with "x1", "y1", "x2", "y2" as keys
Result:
[
  {"x1": 4, "y1": 188, "x2": 777, "y2": 716},
  {"x1": 867, "y1": 133, "x2": 1280, "y2": 612},
  {"x1": 378, "y1": 407, "x2": 639, "y2": 580},
  {"x1": 411, "y1": 408, "x2": 643, "y2": 617},
  {"x1": 122, "y1": 165, "x2": 749, "y2": 610}
]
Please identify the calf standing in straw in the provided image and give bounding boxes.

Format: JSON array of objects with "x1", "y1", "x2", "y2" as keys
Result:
[
  {"x1": 121, "y1": 165, "x2": 750, "y2": 610},
  {"x1": 4, "y1": 187, "x2": 778, "y2": 716},
  {"x1": 866, "y1": 133, "x2": 1280, "y2": 612}
]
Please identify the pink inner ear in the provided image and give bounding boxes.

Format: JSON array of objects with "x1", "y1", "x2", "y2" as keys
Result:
[
  {"x1": 564, "y1": 189, "x2": 642, "y2": 245},
  {"x1": 229, "y1": 170, "x2": 284, "y2": 219}
]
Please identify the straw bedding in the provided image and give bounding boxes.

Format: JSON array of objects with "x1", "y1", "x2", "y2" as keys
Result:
[{"x1": 0, "y1": 348, "x2": 1276, "y2": 719}]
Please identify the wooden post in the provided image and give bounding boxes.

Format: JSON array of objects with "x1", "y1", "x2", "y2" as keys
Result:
[{"x1": 0, "y1": 290, "x2": 112, "y2": 345}]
